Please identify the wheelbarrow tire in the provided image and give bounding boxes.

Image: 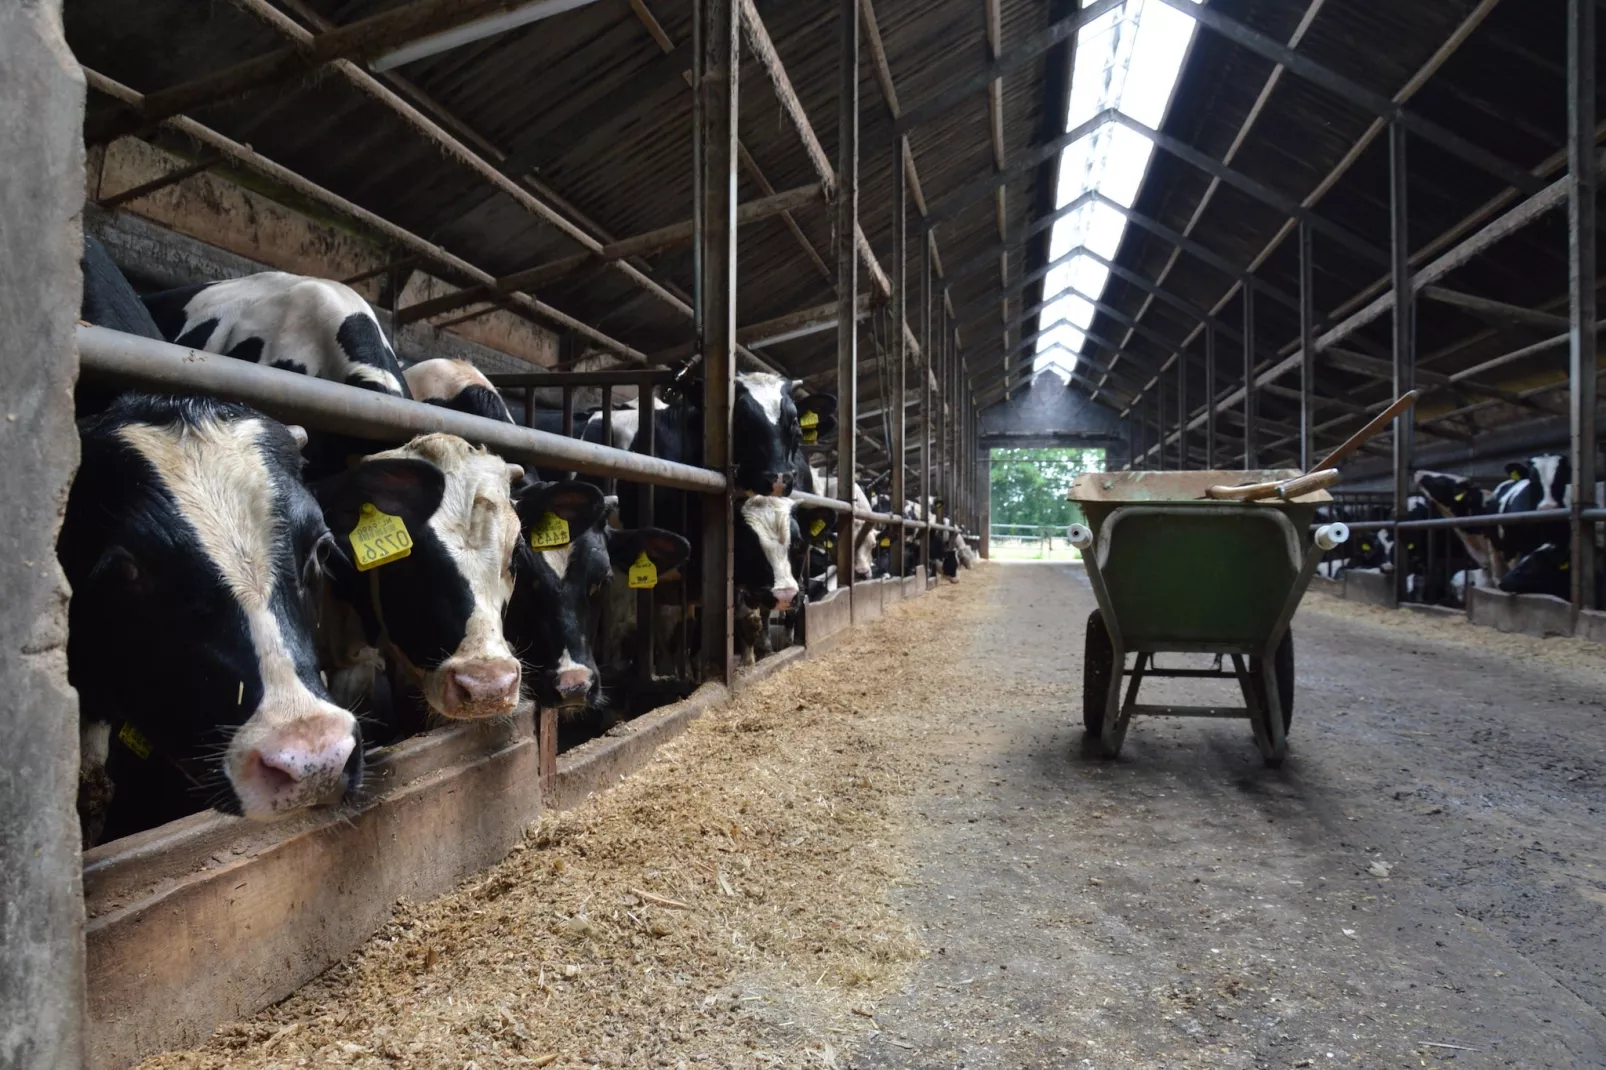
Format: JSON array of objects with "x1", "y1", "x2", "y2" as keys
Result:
[
  {"x1": 1250, "y1": 628, "x2": 1295, "y2": 732},
  {"x1": 1083, "y1": 609, "x2": 1115, "y2": 735}
]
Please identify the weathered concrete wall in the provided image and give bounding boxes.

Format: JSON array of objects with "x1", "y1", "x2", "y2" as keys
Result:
[
  {"x1": 0, "y1": 1, "x2": 87, "y2": 1066},
  {"x1": 1467, "y1": 587, "x2": 1575, "y2": 639},
  {"x1": 91, "y1": 137, "x2": 558, "y2": 369},
  {"x1": 1343, "y1": 569, "x2": 1398, "y2": 609},
  {"x1": 979, "y1": 374, "x2": 1129, "y2": 467}
]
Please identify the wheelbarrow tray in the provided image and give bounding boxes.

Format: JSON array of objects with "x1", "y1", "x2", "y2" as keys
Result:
[{"x1": 1069, "y1": 470, "x2": 1336, "y2": 765}]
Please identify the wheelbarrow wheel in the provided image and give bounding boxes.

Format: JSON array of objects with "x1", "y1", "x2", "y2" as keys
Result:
[
  {"x1": 1083, "y1": 609, "x2": 1115, "y2": 735},
  {"x1": 1250, "y1": 627, "x2": 1294, "y2": 732}
]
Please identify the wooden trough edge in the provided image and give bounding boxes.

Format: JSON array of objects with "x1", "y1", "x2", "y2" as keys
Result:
[{"x1": 86, "y1": 578, "x2": 930, "y2": 1068}]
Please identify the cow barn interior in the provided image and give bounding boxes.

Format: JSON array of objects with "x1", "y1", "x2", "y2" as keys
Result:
[{"x1": 2, "y1": 0, "x2": 1603, "y2": 1065}]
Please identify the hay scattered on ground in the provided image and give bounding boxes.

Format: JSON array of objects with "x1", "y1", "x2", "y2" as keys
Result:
[
  {"x1": 141, "y1": 569, "x2": 1001, "y2": 1070},
  {"x1": 1301, "y1": 590, "x2": 1606, "y2": 682}
]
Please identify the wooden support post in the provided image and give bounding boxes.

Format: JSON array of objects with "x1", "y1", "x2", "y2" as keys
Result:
[
  {"x1": 1205, "y1": 321, "x2": 1216, "y2": 469},
  {"x1": 635, "y1": 373, "x2": 657, "y2": 686},
  {"x1": 891, "y1": 135, "x2": 908, "y2": 577},
  {"x1": 1569, "y1": 0, "x2": 1598, "y2": 614},
  {"x1": 539, "y1": 706, "x2": 558, "y2": 802},
  {"x1": 1242, "y1": 281, "x2": 1257, "y2": 469},
  {"x1": 922, "y1": 237, "x2": 934, "y2": 572},
  {"x1": 1298, "y1": 220, "x2": 1315, "y2": 472},
  {"x1": 836, "y1": 0, "x2": 861, "y2": 601},
  {"x1": 696, "y1": 0, "x2": 738, "y2": 686},
  {"x1": 1390, "y1": 119, "x2": 1416, "y2": 603}
]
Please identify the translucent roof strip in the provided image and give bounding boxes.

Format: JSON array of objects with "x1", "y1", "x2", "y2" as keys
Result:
[{"x1": 1033, "y1": 0, "x2": 1200, "y2": 382}]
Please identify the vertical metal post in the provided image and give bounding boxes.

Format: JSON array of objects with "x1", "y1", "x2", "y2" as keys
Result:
[
  {"x1": 1390, "y1": 119, "x2": 1415, "y2": 603},
  {"x1": 1205, "y1": 321, "x2": 1216, "y2": 469},
  {"x1": 601, "y1": 385, "x2": 615, "y2": 494},
  {"x1": 1242, "y1": 282, "x2": 1257, "y2": 469},
  {"x1": 891, "y1": 136, "x2": 908, "y2": 579},
  {"x1": 938, "y1": 302, "x2": 949, "y2": 527},
  {"x1": 524, "y1": 386, "x2": 535, "y2": 429},
  {"x1": 1177, "y1": 354, "x2": 1188, "y2": 470},
  {"x1": 1298, "y1": 220, "x2": 1316, "y2": 472},
  {"x1": 695, "y1": 0, "x2": 738, "y2": 685},
  {"x1": 635, "y1": 375, "x2": 656, "y2": 686},
  {"x1": 1568, "y1": 0, "x2": 1598, "y2": 614},
  {"x1": 922, "y1": 236, "x2": 933, "y2": 575},
  {"x1": 561, "y1": 385, "x2": 574, "y2": 437},
  {"x1": 836, "y1": 0, "x2": 861, "y2": 601}
]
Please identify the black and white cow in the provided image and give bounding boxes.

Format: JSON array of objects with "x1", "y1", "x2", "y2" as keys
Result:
[
  {"x1": 734, "y1": 494, "x2": 812, "y2": 664},
  {"x1": 506, "y1": 480, "x2": 690, "y2": 710},
  {"x1": 405, "y1": 358, "x2": 514, "y2": 423},
  {"x1": 143, "y1": 272, "x2": 410, "y2": 398},
  {"x1": 63, "y1": 394, "x2": 362, "y2": 844},
  {"x1": 314, "y1": 434, "x2": 527, "y2": 737}
]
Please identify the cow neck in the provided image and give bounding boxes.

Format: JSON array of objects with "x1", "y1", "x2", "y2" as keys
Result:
[{"x1": 368, "y1": 569, "x2": 427, "y2": 690}]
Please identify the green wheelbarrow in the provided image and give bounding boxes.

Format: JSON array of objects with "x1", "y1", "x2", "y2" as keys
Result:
[{"x1": 1066, "y1": 469, "x2": 1350, "y2": 766}]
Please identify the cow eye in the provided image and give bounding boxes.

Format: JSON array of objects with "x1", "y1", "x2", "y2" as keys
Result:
[{"x1": 303, "y1": 532, "x2": 336, "y2": 590}]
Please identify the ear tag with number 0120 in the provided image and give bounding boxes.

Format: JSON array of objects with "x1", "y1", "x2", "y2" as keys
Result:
[
  {"x1": 628, "y1": 551, "x2": 658, "y2": 589},
  {"x1": 350, "y1": 503, "x2": 413, "y2": 572},
  {"x1": 529, "y1": 512, "x2": 571, "y2": 550}
]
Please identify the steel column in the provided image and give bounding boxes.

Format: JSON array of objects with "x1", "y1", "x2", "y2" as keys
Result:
[
  {"x1": 1205, "y1": 321, "x2": 1216, "y2": 468},
  {"x1": 922, "y1": 238, "x2": 933, "y2": 572},
  {"x1": 892, "y1": 136, "x2": 908, "y2": 576},
  {"x1": 1389, "y1": 119, "x2": 1415, "y2": 602},
  {"x1": 1298, "y1": 220, "x2": 1315, "y2": 471},
  {"x1": 1242, "y1": 282, "x2": 1256, "y2": 468},
  {"x1": 1569, "y1": 0, "x2": 1598, "y2": 613},
  {"x1": 695, "y1": 0, "x2": 739, "y2": 686},
  {"x1": 836, "y1": 0, "x2": 861, "y2": 598}
]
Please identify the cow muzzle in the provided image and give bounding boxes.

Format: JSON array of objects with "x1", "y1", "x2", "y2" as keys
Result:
[
  {"x1": 771, "y1": 586, "x2": 798, "y2": 610},
  {"x1": 229, "y1": 707, "x2": 359, "y2": 820},
  {"x1": 553, "y1": 664, "x2": 593, "y2": 709},
  {"x1": 440, "y1": 656, "x2": 522, "y2": 719}
]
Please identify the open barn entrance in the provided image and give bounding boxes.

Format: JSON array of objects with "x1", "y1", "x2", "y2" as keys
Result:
[{"x1": 988, "y1": 446, "x2": 1104, "y2": 561}]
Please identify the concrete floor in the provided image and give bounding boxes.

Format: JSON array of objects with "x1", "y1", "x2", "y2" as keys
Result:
[{"x1": 855, "y1": 562, "x2": 1606, "y2": 1069}]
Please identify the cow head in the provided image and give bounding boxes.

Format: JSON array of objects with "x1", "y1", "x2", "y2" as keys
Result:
[
  {"x1": 317, "y1": 434, "x2": 525, "y2": 721},
  {"x1": 406, "y1": 358, "x2": 515, "y2": 424},
  {"x1": 730, "y1": 373, "x2": 836, "y2": 497},
  {"x1": 1499, "y1": 542, "x2": 1570, "y2": 599},
  {"x1": 506, "y1": 480, "x2": 692, "y2": 710},
  {"x1": 1524, "y1": 454, "x2": 1570, "y2": 510},
  {"x1": 61, "y1": 395, "x2": 361, "y2": 823},
  {"x1": 1413, "y1": 470, "x2": 1486, "y2": 517},
  {"x1": 734, "y1": 494, "x2": 805, "y2": 610}
]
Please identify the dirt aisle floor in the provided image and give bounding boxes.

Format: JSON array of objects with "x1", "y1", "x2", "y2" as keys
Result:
[
  {"x1": 856, "y1": 563, "x2": 1606, "y2": 1070},
  {"x1": 141, "y1": 562, "x2": 1606, "y2": 1069}
]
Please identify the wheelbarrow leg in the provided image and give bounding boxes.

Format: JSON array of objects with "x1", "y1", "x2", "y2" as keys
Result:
[{"x1": 1101, "y1": 651, "x2": 1145, "y2": 758}]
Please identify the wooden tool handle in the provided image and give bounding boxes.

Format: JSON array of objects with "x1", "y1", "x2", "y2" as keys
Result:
[
  {"x1": 1313, "y1": 390, "x2": 1418, "y2": 473},
  {"x1": 1206, "y1": 468, "x2": 1340, "y2": 502}
]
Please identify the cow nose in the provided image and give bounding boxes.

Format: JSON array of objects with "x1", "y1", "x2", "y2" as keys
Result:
[
  {"x1": 772, "y1": 586, "x2": 798, "y2": 610},
  {"x1": 442, "y1": 658, "x2": 522, "y2": 718},
  {"x1": 233, "y1": 711, "x2": 357, "y2": 818},
  {"x1": 554, "y1": 665, "x2": 592, "y2": 707},
  {"x1": 855, "y1": 565, "x2": 872, "y2": 580}
]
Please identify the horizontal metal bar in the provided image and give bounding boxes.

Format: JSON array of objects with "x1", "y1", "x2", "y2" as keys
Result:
[
  {"x1": 789, "y1": 489, "x2": 948, "y2": 529},
  {"x1": 1123, "y1": 703, "x2": 1250, "y2": 719},
  {"x1": 1137, "y1": 668, "x2": 1242, "y2": 679},
  {"x1": 486, "y1": 369, "x2": 680, "y2": 387},
  {"x1": 76, "y1": 325, "x2": 727, "y2": 493},
  {"x1": 1337, "y1": 508, "x2": 1571, "y2": 533}
]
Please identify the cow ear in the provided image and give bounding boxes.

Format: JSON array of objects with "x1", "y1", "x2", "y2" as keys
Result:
[
  {"x1": 797, "y1": 506, "x2": 837, "y2": 543},
  {"x1": 605, "y1": 527, "x2": 691, "y2": 574},
  {"x1": 314, "y1": 457, "x2": 446, "y2": 537},
  {"x1": 1506, "y1": 461, "x2": 1529, "y2": 482},
  {"x1": 517, "y1": 479, "x2": 606, "y2": 534}
]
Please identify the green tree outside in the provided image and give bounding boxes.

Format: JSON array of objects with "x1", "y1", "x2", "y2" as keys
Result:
[{"x1": 988, "y1": 447, "x2": 1105, "y2": 529}]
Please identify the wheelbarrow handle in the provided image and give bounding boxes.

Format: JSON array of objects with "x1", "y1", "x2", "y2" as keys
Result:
[{"x1": 1205, "y1": 468, "x2": 1340, "y2": 502}]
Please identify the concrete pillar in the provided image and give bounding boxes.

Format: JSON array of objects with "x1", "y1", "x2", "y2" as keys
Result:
[{"x1": 0, "y1": 1, "x2": 89, "y2": 1066}]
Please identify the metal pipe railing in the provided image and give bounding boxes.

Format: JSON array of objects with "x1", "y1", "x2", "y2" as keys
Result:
[
  {"x1": 788, "y1": 489, "x2": 950, "y2": 531},
  {"x1": 1336, "y1": 508, "x2": 1572, "y2": 533},
  {"x1": 76, "y1": 325, "x2": 726, "y2": 494},
  {"x1": 488, "y1": 369, "x2": 682, "y2": 387}
]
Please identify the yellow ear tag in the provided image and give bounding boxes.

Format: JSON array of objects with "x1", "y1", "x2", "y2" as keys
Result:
[
  {"x1": 1561, "y1": 561, "x2": 1570, "y2": 571},
  {"x1": 809, "y1": 518, "x2": 827, "y2": 538},
  {"x1": 879, "y1": 536, "x2": 891, "y2": 548},
  {"x1": 118, "y1": 721, "x2": 152, "y2": 760},
  {"x1": 1454, "y1": 491, "x2": 1466, "y2": 501},
  {"x1": 350, "y1": 503, "x2": 413, "y2": 572},
  {"x1": 528, "y1": 511, "x2": 571, "y2": 550},
  {"x1": 628, "y1": 551, "x2": 658, "y2": 589},
  {"x1": 802, "y1": 428, "x2": 819, "y2": 444},
  {"x1": 799, "y1": 410, "x2": 819, "y2": 429}
]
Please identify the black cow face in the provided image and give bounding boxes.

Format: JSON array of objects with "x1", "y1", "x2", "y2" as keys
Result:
[
  {"x1": 1414, "y1": 470, "x2": 1485, "y2": 517},
  {"x1": 62, "y1": 395, "x2": 361, "y2": 841},
  {"x1": 509, "y1": 481, "x2": 690, "y2": 709},
  {"x1": 1499, "y1": 543, "x2": 1571, "y2": 598},
  {"x1": 729, "y1": 373, "x2": 837, "y2": 497},
  {"x1": 316, "y1": 435, "x2": 525, "y2": 722}
]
